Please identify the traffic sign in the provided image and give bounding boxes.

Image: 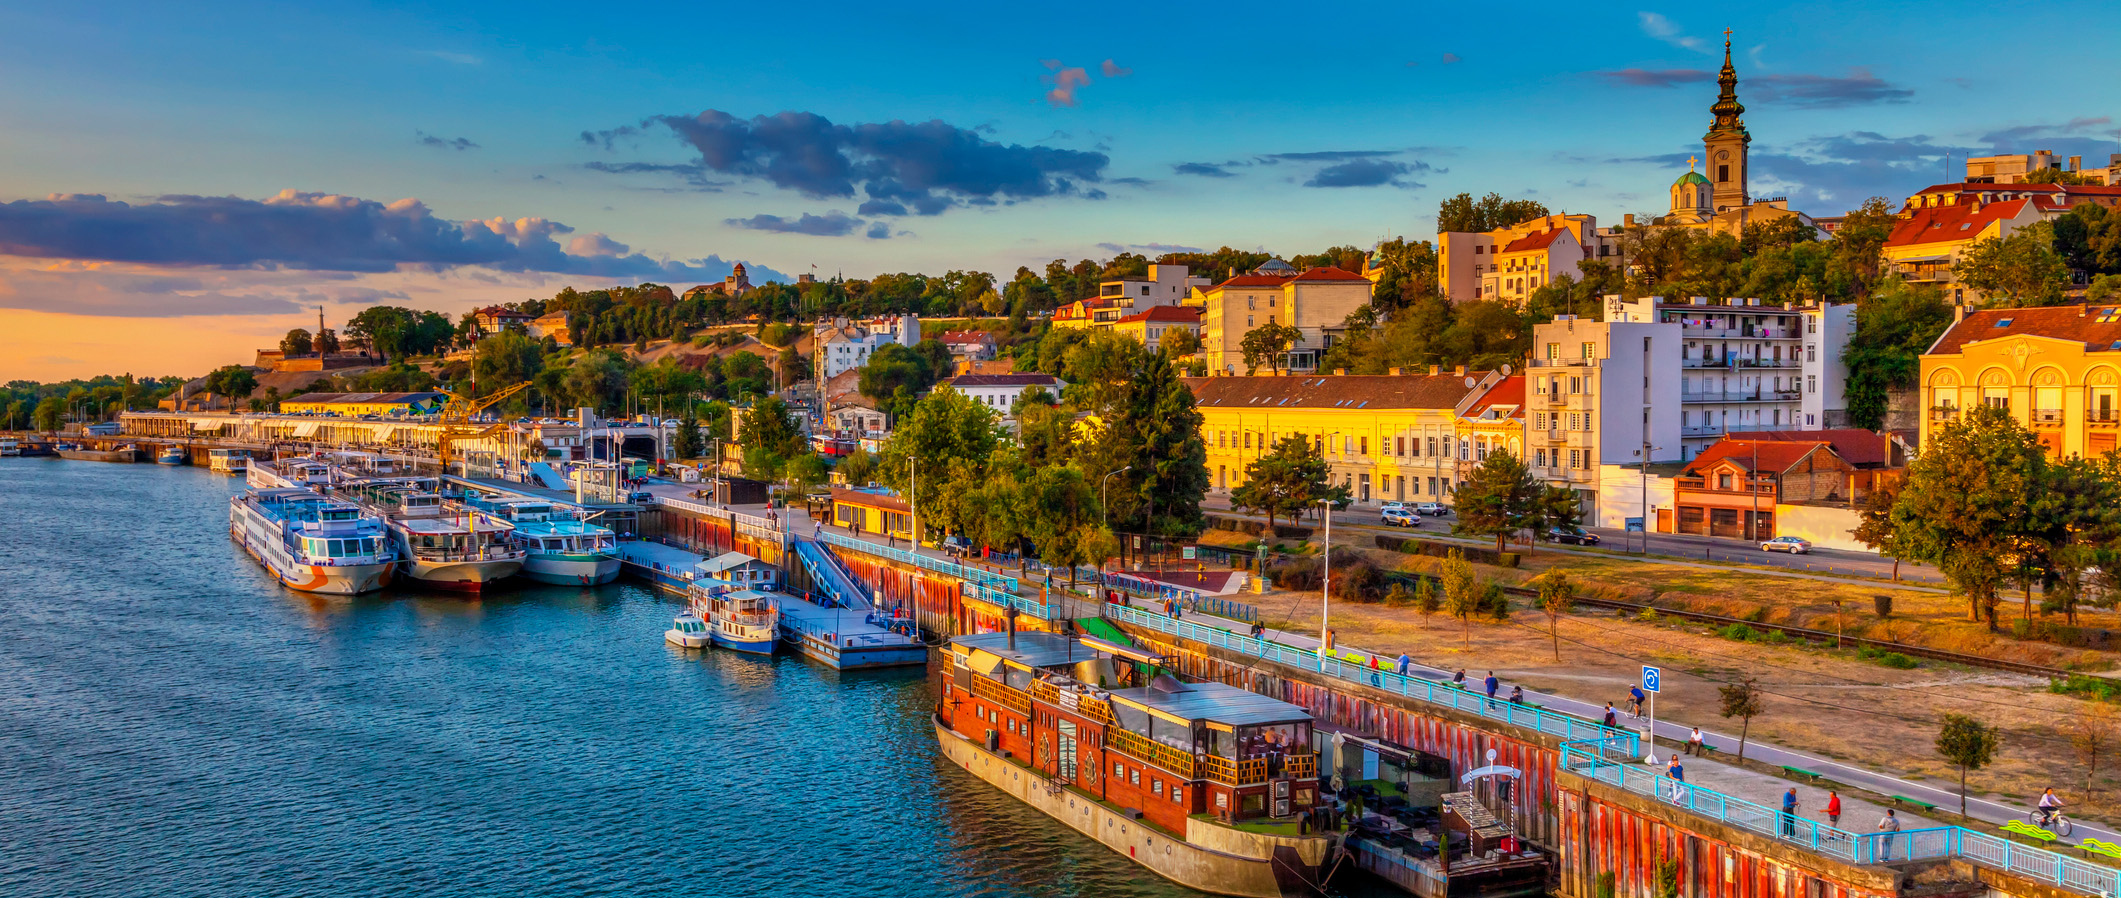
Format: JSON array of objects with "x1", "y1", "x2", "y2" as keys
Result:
[{"x1": 1641, "y1": 665, "x2": 1662, "y2": 693}]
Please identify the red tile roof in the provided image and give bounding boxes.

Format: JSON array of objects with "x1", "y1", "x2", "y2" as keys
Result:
[
  {"x1": 1116, "y1": 305, "x2": 1202, "y2": 324},
  {"x1": 1289, "y1": 266, "x2": 1370, "y2": 282},
  {"x1": 1182, "y1": 374, "x2": 1481, "y2": 410},
  {"x1": 1737, "y1": 429, "x2": 1892, "y2": 467},
  {"x1": 1499, "y1": 230, "x2": 1568, "y2": 253},
  {"x1": 1884, "y1": 199, "x2": 2031, "y2": 250},
  {"x1": 1683, "y1": 440, "x2": 1833, "y2": 476},
  {"x1": 944, "y1": 373, "x2": 1063, "y2": 388},
  {"x1": 940, "y1": 330, "x2": 995, "y2": 344},
  {"x1": 475, "y1": 305, "x2": 532, "y2": 318},
  {"x1": 1464, "y1": 375, "x2": 1525, "y2": 419},
  {"x1": 1930, "y1": 305, "x2": 2121, "y2": 355},
  {"x1": 1205, "y1": 266, "x2": 1371, "y2": 290}
]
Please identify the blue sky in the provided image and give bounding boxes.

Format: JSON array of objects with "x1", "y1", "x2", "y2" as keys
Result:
[{"x1": 3, "y1": 0, "x2": 2118, "y2": 377}]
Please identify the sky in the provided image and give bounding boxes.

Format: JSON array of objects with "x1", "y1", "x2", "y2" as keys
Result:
[{"x1": 3, "y1": 0, "x2": 2119, "y2": 381}]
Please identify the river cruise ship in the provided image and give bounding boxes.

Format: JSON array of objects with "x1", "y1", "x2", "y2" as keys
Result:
[
  {"x1": 229, "y1": 487, "x2": 397, "y2": 594},
  {"x1": 207, "y1": 448, "x2": 248, "y2": 473},
  {"x1": 468, "y1": 497, "x2": 621, "y2": 585},
  {"x1": 249, "y1": 457, "x2": 334, "y2": 490},
  {"x1": 937, "y1": 630, "x2": 1339, "y2": 897},
  {"x1": 337, "y1": 476, "x2": 523, "y2": 591}
]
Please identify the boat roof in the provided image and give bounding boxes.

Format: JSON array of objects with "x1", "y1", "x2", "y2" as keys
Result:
[
  {"x1": 511, "y1": 519, "x2": 611, "y2": 536},
  {"x1": 696, "y1": 551, "x2": 767, "y2": 574},
  {"x1": 1107, "y1": 680, "x2": 1311, "y2": 728},
  {"x1": 396, "y1": 517, "x2": 509, "y2": 534},
  {"x1": 951, "y1": 630, "x2": 1087, "y2": 670}
]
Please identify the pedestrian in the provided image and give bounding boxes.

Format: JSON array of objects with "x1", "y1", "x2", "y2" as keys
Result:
[
  {"x1": 1780, "y1": 788, "x2": 1799, "y2": 838},
  {"x1": 1484, "y1": 671, "x2": 1500, "y2": 708},
  {"x1": 1509, "y1": 685, "x2": 1525, "y2": 705},
  {"x1": 1395, "y1": 653, "x2": 1411, "y2": 676},
  {"x1": 1877, "y1": 809, "x2": 1900, "y2": 860},
  {"x1": 1825, "y1": 791, "x2": 1842, "y2": 829},
  {"x1": 1603, "y1": 703, "x2": 1618, "y2": 728},
  {"x1": 1686, "y1": 727, "x2": 1705, "y2": 757},
  {"x1": 1453, "y1": 669, "x2": 1467, "y2": 688}
]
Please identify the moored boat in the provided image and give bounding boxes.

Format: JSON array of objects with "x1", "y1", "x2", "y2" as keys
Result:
[
  {"x1": 228, "y1": 487, "x2": 397, "y2": 595},
  {"x1": 338, "y1": 476, "x2": 523, "y2": 592},
  {"x1": 248, "y1": 457, "x2": 333, "y2": 490},
  {"x1": 57, "y1": 444, "x2": 144, "y2": 463},
  {"x1": 156, "y1": 447, "x2": 188, "y2": 465},
  {"x1": 705, "y1": 588, "x2": 779, "y2": 654},
  {"x1": 665, "y1": 613, "x2": 711, "y2": 649},
  {"x1": 0, "y1": 438, "x2": 19, "y2": 457},
  {"x1": 208, "y1": 448, "x2": 248, "y2": 473},
  {"x1": 469, "y1": 497, "x2": 620, "y2": 585}
]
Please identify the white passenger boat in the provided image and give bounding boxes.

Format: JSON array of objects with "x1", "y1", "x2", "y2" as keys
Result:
[
  {"x1": 665, "y1": 613, "x2": 712, "y2": 649},
  {"x1": 228, "y1": 488, "x2": 397, "y2": 595},
  {"x1": 2, "y1": 438, "x2": 22, "y2": 457},
  {"x1": 707, "y1": 589, "x2": 780, "y2": 654},
  {"x1": 338, "y1": 476, "x2": 524, "y2": 592},
  {"x1": 207, "y1": 448, "x2": 248, "y2": 473},
  {"x1": 467, "y1": 497, "x2": 621, "y2": 585},
  {"x1": 248, "y1": 457, "x2": 334, "y2": 490}
]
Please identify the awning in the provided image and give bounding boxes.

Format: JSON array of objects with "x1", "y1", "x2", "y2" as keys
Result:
[
  {"x1": 192, "y1": 420, "x2": 223, "y2": 431},
  {"x1": 373, "y1": 427, "x2": 399, "y2": 442},
  {"x1": 293, "y1": 422, "x2": 321, "y2": 438}
]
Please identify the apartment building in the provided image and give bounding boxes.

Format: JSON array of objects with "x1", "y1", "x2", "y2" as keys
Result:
[
  {"x1": 1921, "y1": 304, "x2": 2121, "y2": 459},
  {"x1": 1194, "y1": 267, "x2": 1371, "y2": 374},
  {"x1": 1186, "y1": 373, "x2": 1482, "y2": 508},
  {"x1": 1525, "y1": 317, "x2": 1684, "y2": 523},
  {"x1": 1112, "y1": 305, "x2": 1201, "y2": 354},
  {"x1": 813, "y1": 314, "x2": 918, "y2": 381},
  {"x1": 1605, "y1": 295, "x2": 1851, "y2": 458},
  {"x1": 1053, "y1": 264, "x2": 1211, "y2": 331},
  {"x1": 1437, "y1": 213, "x2": 1617, "y2": 303},
  {"x1": 1965, "y1": 151, "x2": 2121, "y2": 186}
]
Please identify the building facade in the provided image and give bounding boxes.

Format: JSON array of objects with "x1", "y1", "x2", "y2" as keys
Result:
[
  {"x1": 1194, "y1": 267, "x2": 1371, "y2": 375},
  {"x1": 813, "y1": 314, "x2": 918, "y2": 382},
  {"x1": 1437, "y1": 214, "x2": 1617, "y2": 303},
  {"x1": 1186, "y1": 373, "x2": 1480, "y2": 508},
  {"x1": 1113, "y1": 305, "x2": 1201, "y2": 354},
  {"x1": 1526, "y1": 317, "x2": 1684, "y2": 521},
  {"x1": 1921, "y1": 305, "x2": 2121, "y2": 459},
  {"x1": 1881, "y1": 198, "x2": 2047, "y2": 303},
  {"x1": 1605, "y1": 295, "x2": 1851, "y2": 458},
  {"x1": 939, "y1": 373, "x2": 1066, "y2": 417},
  {"x1": 279, "y1": 391, "x2": 448, "y2": 416}
]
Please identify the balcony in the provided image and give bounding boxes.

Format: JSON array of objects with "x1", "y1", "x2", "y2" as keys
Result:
[
  {"x1": 969, "y1": 674, "x2": 1032, "y2": 716},
  {"x1": 1109, "y1": 727, "x2": 1201, "y2": 778},
  {"x1": 1684, "y1": 357, "x2": 1800, "y2": 369},
  {"x1": 2092, "y1": 410, "x2": 2120, "y2": 425},
  {"x1": 1529, "y1": 357, "x2": 1600, "y2": 368},
  {"x1": 1930, "y1": 407, "x2": 1961, "y2": 422},
  {"x1": 2033, "y1": 408, "x2": 2065, "y2": 426}
]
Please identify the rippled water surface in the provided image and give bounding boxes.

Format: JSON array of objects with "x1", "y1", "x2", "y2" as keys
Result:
[{"x1": 0, "y1": 459, "x2": 1206, "y2": 898}]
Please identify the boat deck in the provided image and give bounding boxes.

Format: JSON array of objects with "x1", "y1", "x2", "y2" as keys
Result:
[
  {"x1": 772, "y1": 594, "x2": 926, "y2": 670},
  {"x1": 445, "y1": 475, "x2": 634, "y2": 513},
  {"x1": 618, "y1": 540, "x2": 707, "y2": 593}
]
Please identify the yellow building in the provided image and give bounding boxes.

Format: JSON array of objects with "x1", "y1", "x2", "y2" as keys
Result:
[
  {"x1": 1112, "y1": 305, "x2": 1201, "y2": 354},
  {"x1": 1193, "y1": 266, "x2": 1372, "y2": 375},
  {"x1": 830, "y1": 487, "x2": 914, "y2": 541},
  {"x1": 279, "y1": 391, "x2": 447, "y2": 416},
  {"x1": 1921, "y1": 306, "x2": 2121, "y2": 459},
  {"x1": 1186, "y1": 372, "x2": 1485, "y2": 508},
  {"x1": 1881, "y1": 197, "x2": 2045, "y2": 303}
]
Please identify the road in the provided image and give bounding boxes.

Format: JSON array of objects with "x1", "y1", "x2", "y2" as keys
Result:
[{"x1": 1199, "y1": 497, "x2": 1943, "y2": 585}]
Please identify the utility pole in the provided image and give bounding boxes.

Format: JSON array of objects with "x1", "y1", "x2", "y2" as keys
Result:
[
  {"x1": 1319, "y1": 498, "x2": 1332, "y2": 671},
  {"x1": 908, "y1": 455, "x2": 918, "y2": 550}
]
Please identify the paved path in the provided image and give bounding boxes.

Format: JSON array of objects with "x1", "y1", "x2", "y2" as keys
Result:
[{"x1": 1168, "y1": 606, "x2": 2114, "y2": 848}]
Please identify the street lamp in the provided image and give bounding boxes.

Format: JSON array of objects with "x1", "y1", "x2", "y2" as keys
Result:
[
  {"x1": 1318, "y1": 497, "x2": 1333, "y2": 671},
  {"x1": 1100, "y1": 465, "x2": 1131, "y2": 595},
  {"x1": 1634, "y1": 442, "x2": 1663, "y2": 554}
]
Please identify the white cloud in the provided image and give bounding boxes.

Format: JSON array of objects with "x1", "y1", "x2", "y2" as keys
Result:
[{"x1": 1638, "y1": 12, "x2": 1709, "y2": 54}]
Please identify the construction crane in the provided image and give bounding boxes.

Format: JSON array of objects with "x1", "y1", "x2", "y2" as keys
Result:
[{"x1": 433, "y1": 381, "x2": 531, "y2": 473}]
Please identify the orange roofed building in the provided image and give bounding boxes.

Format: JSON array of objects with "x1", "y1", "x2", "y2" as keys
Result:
[
  {"x1": 1921, "y1": 304, "x2": 2121, "y2": 460},
  {"x1": 1192, "y1": 265, "x2": 1372, "y2": 375}
]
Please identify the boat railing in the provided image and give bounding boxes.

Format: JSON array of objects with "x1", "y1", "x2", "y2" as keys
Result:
[
  {"x1": 1109, "y1": 727, "x2": 1201, "y2": 779},
  {"x1": 968, "y1": 674, "x2": 1034, "y2": 716}
]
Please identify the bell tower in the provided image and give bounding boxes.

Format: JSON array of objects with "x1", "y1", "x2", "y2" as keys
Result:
[{"x1": 1703, "y1": 30, "x2": 1750, "y2": 212}]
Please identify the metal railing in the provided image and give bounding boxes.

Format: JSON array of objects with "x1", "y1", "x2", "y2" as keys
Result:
[
  {"x1": 1105, "y1": 604, "x2": 1639, "y2": 753},
  {"x1": 654, "y1": 495, "x2": 779, "y2": 536},
  {"x1": 1109, "y1": 727, "x2": 1201, "y2": 778},
  {"x1": 818, "y1": 529, "x2": 1059, "y2": 620},
  {"x1": 1559, "y1": 740, "x2": 2119, "y2": 895}
]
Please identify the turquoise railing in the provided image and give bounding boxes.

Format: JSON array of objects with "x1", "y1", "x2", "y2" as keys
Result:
[
  {"x1": 1559, "y1": 740, "x2": 2118, "y2": 895},
  {"x1": 1105, "y1": 603, "x2": 1637, "y2": 753},
  {"x1": 817, "y1": 530, "x2": 1059, "y2": 621}
]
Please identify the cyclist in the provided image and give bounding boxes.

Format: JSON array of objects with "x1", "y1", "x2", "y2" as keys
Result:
[
  {"x1": 1627, "y1": 683, "x2": 1646, "y2": 717},
  {"x1": 2036, "y1": 788, "x2": 2064, "y2": 827}
]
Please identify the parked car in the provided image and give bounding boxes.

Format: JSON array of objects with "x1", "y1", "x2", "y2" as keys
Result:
[
  {"x1": 625, "y1": 490, "x2": 655, "y2": 504},
  {"x1": 1415, "y1": 502, "x2": 1450, "y2": 516},
  {"x1": 1547, "y1": 526, "x2": 1600, "y2": 546},
  {"x1": 1381, "y1": 507, "x2": 1422, "y2": 527},
  {"x1": 942, "y1": 535, "x2": 974, "y2": 557},
  {"x1": 1760, "y1": 536, "x2": 1812, "y2": 554}
]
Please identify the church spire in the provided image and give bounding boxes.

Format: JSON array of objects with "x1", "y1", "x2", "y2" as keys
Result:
[{"x1": 1709, "y1": 30, "x2": 1746, "y2": 134}]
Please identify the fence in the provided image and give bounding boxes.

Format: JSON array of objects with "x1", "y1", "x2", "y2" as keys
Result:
[
  {"x1": 1559, "y1": 740, "x2": 2119, "y2": 895},
  {"x1": 1105, "y1": 604, "x2": 1637, "y2": 753},
  {"x1": 1102, "y1": 572, "x2": 1259, "y2": 623},
  {"x1": 818, "y1": 530, "x2": 1061, "y2": 621},
  {"x1": 653, "y1": 495, "x2": 780, "y2": 540}
]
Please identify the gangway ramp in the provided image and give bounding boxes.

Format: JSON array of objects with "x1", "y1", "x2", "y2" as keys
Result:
[
  {"x1": 526, "y1": 462, "x2": 570, "y2": 491},
  {"x1": 795, "y1": 539, "x2": 872, "y2": 613}
]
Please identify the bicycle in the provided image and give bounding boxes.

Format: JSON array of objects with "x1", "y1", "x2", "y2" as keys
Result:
[{"x1": 2029, "y1": 809, "x2": 2075, "y2": 837}]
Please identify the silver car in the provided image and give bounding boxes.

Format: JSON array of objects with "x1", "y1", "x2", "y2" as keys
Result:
[{"x1": 1760, "y1": 536, "x2": 1812, "y2": 554}]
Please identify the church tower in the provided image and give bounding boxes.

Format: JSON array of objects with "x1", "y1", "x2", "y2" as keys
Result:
[
  {"x1": 1703, "y1": 32, "x2": 1750, "y2": 212},
  {"x1": 1669, "y1": 157, "x2": 1713, "y2": 223}
]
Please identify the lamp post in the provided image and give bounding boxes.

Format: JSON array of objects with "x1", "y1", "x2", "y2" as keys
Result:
[
  {"x1": 908, "y1": 455, "x2": 918, "y2": 551},
  {"x1": 1635, "y1": 442, "x2": 1662, "y2": 554},
  {"x1": 1318, "y1": 497, "x2": 1333, "y2": 671},
  {"x1": 1100, "y1": 465, "x2": 1131, "y2": 596}
]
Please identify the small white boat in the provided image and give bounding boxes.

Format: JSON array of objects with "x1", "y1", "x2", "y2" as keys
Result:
[
  {"x1": 666, "y1": 613, "x2": 711, "y2": 649},
  {"x1": 156, "y1": 447, "x2": 187, "y2": 465}
]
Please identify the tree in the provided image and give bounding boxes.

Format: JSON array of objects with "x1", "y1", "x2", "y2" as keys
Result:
[
  {"x1": 1537, "y1": 571, "x2": 1577, "y2": 661},
  {"x1": 1842, "y1": 278, "x2": 1953, "y2": 430},
  {"x1": 1453, "y1": 449, "x2": 1542, "y2": 552},
  {"x1": 1230, "y1": 435, "x2": 1343, "y2": 530},
  {"x1": 1935, "y1": 713, "x2": 2000, "y2": 817},
  {"x1": 2067, "y1": 704, "x2": 2118, "y2": 803},
  {"x1": 1414, "y1": 576, "x2": 1440, "y2": 618},
  {"x1": 33, "y1": 395, "x2": 64, "y2": 431},
  {"x1": 1239, "y1": 322, "x2": 1304, "y2": 375},
  {"x1": 1717, "y1": 677, "x2": 1765, "y2": 763},
  {"x1": 737, "y1": 394, "x2": 806, "y2": 481},
  {"x1": 1892, "y1": 405, "x2": 2047, "y2": 628},
  {"x1": 1852, "y1": 477, "x2": 1906, "y2": 581},
  {"x1": 838, "y1": 449, "x2": 879, "y2": 486},
  {"x1": 2053, "y1": 203, "x2": 2121, "y2": 276},
  {"x1": 1954, "y1": 222, "x2": 2070, "y2": 308},
  {"x1": 280, "y1": 328, "x2": 313, "y2": 355},
  {"x1": 1160, "y1": 327, "x2": 1201, "y2": 357},
  {"x1": 859, "y1": 342, "x2": 939, "y2": 423},
  {"x1": 879, "y1": 388, "x2": 1003, "y2": 541},
  {"x1": 1439, "y1": 550, "x2": 1478, "y2": 648},
  {"x1": 204, "y1": 365, "x2": 257, "y2": 402},
  {"x1": 1437, "y1": 192, "x2": 1550, "y2": 234},
  {"x1": 472, "y1": 330, "x2": 545, "y2": 392},
  {"x1": 672, "y1": 413, "x2": 703, "y2": 460},
  {"x1": 785, "y1": 453, "x2": 829, "y2": 497},
  {"x1": 314, "y1": 327, "x2": 340, "y2": 353}
]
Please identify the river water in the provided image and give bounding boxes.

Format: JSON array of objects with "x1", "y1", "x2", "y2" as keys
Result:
[{"x1": 0, "y1": 459, "x2": 1204, "y2": 898}]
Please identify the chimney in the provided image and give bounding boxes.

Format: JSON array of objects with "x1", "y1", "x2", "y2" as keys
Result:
[
  {"x1": 1429, "y1": 365, "x2": 1441, "y2": 376},
  {"x1": 1624, "y1": 213, "x2": 1636, "y2": 227},
  {"x1": 1333, "y1": 368, "x2": 1347, "y2": 376},
  {"x1": 1953, "y1": 304, "x2": 1967, "y2": 324},
  {"x1": 1455, "y1": 365, "x2": 1467, "y2": 377},
  {"x1": 1006, "y1": 607, "x2": 1018, "y2": 650}
]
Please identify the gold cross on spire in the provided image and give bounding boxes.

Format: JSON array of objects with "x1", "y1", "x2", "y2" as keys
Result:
[
  {"x1": 1724, "y1": 27, "x2": 1733, "y2": 40},
  {"x1": 1688, "y1": 155, "x2": 1698, "y2": 172}
]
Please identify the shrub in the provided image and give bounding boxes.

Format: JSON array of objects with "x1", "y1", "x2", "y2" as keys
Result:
[
  {"x1": 1385, "y1": 582, "x2": 1413, "y2": 608},
  {"x1": 1483, "y1": 583, "x2": 1510, "y2": 621},
  {"x1": 1719, "y1": 623, "x2": 1761, "y2": 642},
  {"x1": 2051, "y1": 674, "x2": 2121, "y2": 702},
  {"x1": 1856, "y1": 646, "x2": 1918, "y2": 669},
  {"x1": 1636, "y1": 608, "x2": 1661, "y2": 624},
  {"x1": 1763, "y1": 629, "x2": 1790, "y2": 645}
]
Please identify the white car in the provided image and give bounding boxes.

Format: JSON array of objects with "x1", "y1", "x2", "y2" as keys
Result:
[
  {"x1": 1760, "y1": 536, "x2": 1812, "y2": 554},
  {"x1": 1381, "y1": 507, "x2": 1421, "y2": 527},
  {"x1": 1415, "y1": 502, "x2": 1449, "y2": 516}
]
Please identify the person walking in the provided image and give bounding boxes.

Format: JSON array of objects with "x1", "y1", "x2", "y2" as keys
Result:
[
  {"x1": 1484, "y1": 671, "x2": 1500, "y2": 708},
  {"x1": 1603, "y1": 703, "x2": 1618, "y2": 728},
  {"x1": 1825, "y1": 791, "x2": 1842, "y2": 830},
  {"x1": 1877, "y1": 809, "x2": 1901, "y2": 860},
  {"x1": 1395, "y1": 653, "x2": 1411, "y2": 677},
  {"x1": 1685, "y1": 727, "x2": 1705, "y2": 756},
  {"x1": 1780, "y1": 788, "x2": 1799, "y2": 838}
]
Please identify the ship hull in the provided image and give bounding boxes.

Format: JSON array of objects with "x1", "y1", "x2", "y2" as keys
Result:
[
  {"x1": 932, "y1": 716, "x2": 1322, "y2": 898},
  {"x1": 520, "y1": 554, "x2": 622, "y2": 586},
  {"x1": 58, "y1": 448, "x2": 142, "y2": 463},
  {"x1": 710, "y1": 629, "x2": 777, "y2": 654},
  {"x1": 228, "y1": 504, "x2": 394, "y2": 595},
  {"x1": 398, "y1": 558, "x2": 522, "y2": 592}
]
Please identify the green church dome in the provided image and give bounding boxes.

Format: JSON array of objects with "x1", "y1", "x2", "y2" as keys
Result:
[{"x1": 1674, "y1": 170, "x2": 1711, "y2": 187}]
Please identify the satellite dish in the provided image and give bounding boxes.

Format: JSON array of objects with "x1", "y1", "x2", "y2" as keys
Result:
[
  {"x1": 1501, "y1": 363, "x2": 1513, "y2": 376},
  {"x1": 1487, "y1": 748, "x2": 1498, "y2": 763},
  {"x1": 1465, "y1": 376, "x2": 1477, "y2": 388}
]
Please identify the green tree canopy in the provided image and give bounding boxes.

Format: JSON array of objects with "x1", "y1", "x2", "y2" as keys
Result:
[
  {"x1": 280, "y1": 328, "x2": 313, "y2": 355},
  {"x1": 1453, "y1": 448, "x2": 1543, "y2": 552},
  {"x1": 1842, "y1": 278, "x2": 1954, "y2": 430},
  {"x1": 1239, "y1": 322, "x2": 1304, "y2": 375},
  {"x1": 204, "y1": 365, "x2": 258, "y2": 401},
  {"x1": 1891, "y1": 405, "x2": 2047, "y2": 628},
  {"x1": 1230, "y1": 435, "x2": 1346, "y2": 531},
  {"x1": 1954, "y1": 222, "x2": 2070, "y2": 308},
  {"x1": 1436, "y1": 192, "x2": 1550, "y2": 234}
]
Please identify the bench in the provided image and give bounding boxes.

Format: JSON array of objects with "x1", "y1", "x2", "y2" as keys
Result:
[
  {"x1": 1781, "y1": 766, "x2": 1824, "y2": 782},
  {"x1": 1890, "y1": 795, "x2": 1938, "y2": 811}
]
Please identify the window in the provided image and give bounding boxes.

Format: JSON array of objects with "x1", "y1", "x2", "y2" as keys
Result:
[
  {"x1": 1152, "y1": 779, "x2": 1163, "y2": 796},
  {"x1": 1808, "y1": 317, "x2": 1818, "y2": 334},
  {"x1": 1130, "y1": 769, "x2": 1140, "y2": 785},
  {"x1": 1719, "y1": 472, "x2": 1733, "y2": 490},
  {"x1": 1717, "y1": 164, "x2": 1729, "y2": 182},
  {"x1": 1247, "y1": 297, "x2": 1256, "y2": 309},
  {"x1": 1982, "y1": 388, "x2": 2009, "y2": 410},
  {"x1": 1807, "y1": 344, "x2": 1817, "y2": 362},
  {"x1": 1582, "y1": 342, "x2": 1596, "y2": 359},
  {"x1": 1426, "y1": 476, "x2": 1438, "y2": 495},
  {"x1": 1568, "y1": 449, "x2": 1580, "y2": 468},
  {"x1": 1807, "y1": 375, "x2": 1817, "y2": 394},
  {"x1": 1114, "y1": 761, "x2": 1124, "y2": 777},
  {"x1": 1396, "y1": 437, "x2": 1406, "y2": 456},
  {"x1": 1244, "y1": 431, "x2": 1252, "y2": 449},
  {"x1": 1427, "y1": 437, "x2": 1437, "y2": 456},
  {"x1": 1546, "y1": 343, "x2": 1560, "y2": 360},
  {"x1": 1536, "y1": 448, "x2": 1548, "y2": 467},
  {"x1": 1459, "y1": 439, "x2": 1469, "y2": 459},
  {"x1": 1360, "y1": 437, "x2": 1369, "y2": 455},
  {"x1": 1247, "y1": 315, "x2": 1254, "y2": 327}
]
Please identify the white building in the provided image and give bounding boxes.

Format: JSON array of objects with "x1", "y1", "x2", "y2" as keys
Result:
[
  {"x1": 814, "y1": 314, "x2": 919, "y2": 382},
  {"x1": 1097, "y1": 264, "x2": 1211, "y2": 310},
  {"x1": 1526, "y1": 316, "x2": 1684, "y2": 521},
  {"x1": 939, "y1": 373, "x2": 1065, "y2": 417},
  {"x1": 1605, "y1": 295, "x2": 1851, "y2": 459},
  {"x1": 1801, "y1": 303, "x2": 1856, "y2": 429}
]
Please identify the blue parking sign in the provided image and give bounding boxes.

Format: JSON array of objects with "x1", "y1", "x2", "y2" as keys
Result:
[{"x1": 1642, "y1": 665, "x2": 1661, "y2": 693}]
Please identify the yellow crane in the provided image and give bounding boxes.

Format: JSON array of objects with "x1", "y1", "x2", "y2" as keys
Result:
[{"x1": 433, "y1": 381, "x2": 531, "y2": 473}]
